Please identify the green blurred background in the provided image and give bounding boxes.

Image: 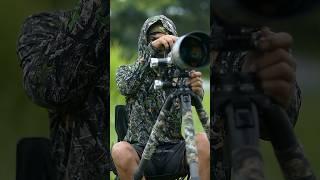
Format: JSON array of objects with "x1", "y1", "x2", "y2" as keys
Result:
[
  {"x1": 0, "y1": 0, "x2": 319, "y2": 179},
  {"x1": 0, "y1": 0, "x2": 78, "y2": 179}
]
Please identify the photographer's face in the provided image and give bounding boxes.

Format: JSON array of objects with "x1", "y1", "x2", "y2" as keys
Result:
[
  {"x1": 148, "y1": 32, "x2": 167, "y2": 44},
  {"x1": 148, "y1": 32, "x2": 172, "y2": 57}
]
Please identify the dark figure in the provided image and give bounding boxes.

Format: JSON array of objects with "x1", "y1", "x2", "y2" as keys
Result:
[
  {"x1": 211, "y1": 27, "x2": 303, "y2": 179},
  {"x1": 17, "y1": 0, "x2": 109, "y2": 179}
]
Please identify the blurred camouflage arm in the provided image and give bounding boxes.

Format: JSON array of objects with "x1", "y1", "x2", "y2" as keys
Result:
[
  {"x1": 17, "y1": 0, "x2": 108, "y2": 109},
  {"x1": 115, "y1": 61, "x2": 148, "y2": 96},
  {"x1": 286, "y1": 82, "x2": 301, "y2": 126}
]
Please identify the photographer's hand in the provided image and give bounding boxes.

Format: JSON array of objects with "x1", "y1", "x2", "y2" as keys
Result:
[
  {"x1": 151, "y1": 34, "x2": 178, "y2": 52},
  {"x1": 242, "y1": 28, "x2": 296, "y2": 108},
  {"x1": 189, "y1": 71, "x2": 204, "y2": 97}
]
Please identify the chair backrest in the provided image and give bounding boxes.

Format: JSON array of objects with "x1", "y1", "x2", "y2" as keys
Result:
[
  {"x1": 111, "y1": 105, "x2": 129, "y2": 176},
  {"x1": 16, "y1": 137, "x2": 56, "y2": 180},
  {"x1": 115, "y1": 105, "x2": 128, "y2": 142}
]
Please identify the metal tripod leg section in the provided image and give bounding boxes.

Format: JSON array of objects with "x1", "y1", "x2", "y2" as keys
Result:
[{"x1": 181, "y1": 94, "x2": 200, "y2": 180}]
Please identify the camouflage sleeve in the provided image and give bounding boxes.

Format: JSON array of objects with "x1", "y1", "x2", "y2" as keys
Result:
[
  {"x1": 115, "y1": 61, "x2": 148, "y2": 96},
  {"x1": 17, "y1": 0, "x2": 107, "y2": 109},
  {"x1": 286, "y1": 82, "x2": 301, "y2": 126},
  {"x1": 115, "y1": 44, "x2": 156, "y2": 96}
]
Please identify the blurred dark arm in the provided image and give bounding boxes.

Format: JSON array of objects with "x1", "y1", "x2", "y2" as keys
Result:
[{"x1": 17, "y1": 0, "x2": 108, "y2": 110}]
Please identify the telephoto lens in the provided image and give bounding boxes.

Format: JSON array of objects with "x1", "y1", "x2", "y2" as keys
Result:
[
  {"x1": 171, "y1": 32, "x2": 210, "y2": 70},
  {"x1": 150, "y1": 32, "x2": 210, "y2": 70}
]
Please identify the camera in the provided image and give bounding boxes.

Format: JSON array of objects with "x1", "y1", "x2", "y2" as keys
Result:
[
  {"x1": 149, "y1": 32, "x2": 210, "y2": 90},
  {"x1": 150, "y1": 32, "x2": 210, "y2": 70}
]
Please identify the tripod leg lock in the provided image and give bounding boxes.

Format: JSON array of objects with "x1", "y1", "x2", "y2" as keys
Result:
[{"x1": 189, "y1": 161, "x2": 200, "y2": 180}]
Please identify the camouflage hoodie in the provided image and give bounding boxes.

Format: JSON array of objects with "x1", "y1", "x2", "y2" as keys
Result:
[
  {"x1": 116, "y1": 15, "x2": 187, "y2": 146},
  {"x1": 17, "y1": 0, "x2": 109, "y2": 179}
]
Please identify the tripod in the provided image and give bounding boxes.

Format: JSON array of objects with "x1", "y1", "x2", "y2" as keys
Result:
[
  {"x1": 133, "y1": 74, "x2": 210, "y2": 180},
  {"x1": 213, "y1": 71, "x2": 316, "y2": 180}
]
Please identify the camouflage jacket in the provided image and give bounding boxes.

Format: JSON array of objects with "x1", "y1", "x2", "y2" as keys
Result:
[
  {"x1": 116, "y1": 15, "x2": 197, "y2": 146},
  {"x1": 211, "y1": 51, "x2": 302, "y2": 180},
  {"x1": 17, "y1": 0, "x2": 109, "y2": 179}
]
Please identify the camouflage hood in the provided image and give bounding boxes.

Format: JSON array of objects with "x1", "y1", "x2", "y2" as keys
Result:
[{"x1": 137, "y1": 15, "x2": 178, "y2": 60}]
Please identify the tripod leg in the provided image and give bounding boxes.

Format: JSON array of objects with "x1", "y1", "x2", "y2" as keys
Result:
[
  {"x1": 275, "y1": 145, "x2": 316, "y2": 180},
  {"x1": 181, "y1": 94, "x2": 200, "y2": 180},
  {"x1": 195, "y1": 107, "x2": 210, "y2": 138},
  {"x1": 134, "y1": 93, "x2": 176, "y2": 180},
  {"x1": 225, "y1": 102, "x2": 265, "y2": 180},
  {"x1": 263, "y1": 104, "x2": 316, "y2": 180},
  {"x1": 190, "y1": 92, "x2": 210, "y2": 138},
  {"x1": 133, "y1": 111, "x2": 166, "y2": 180}
]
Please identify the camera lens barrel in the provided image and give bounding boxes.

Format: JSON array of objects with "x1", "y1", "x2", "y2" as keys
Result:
[{"x1": 171, "y1": 32, "x2": 210, "y2": 70}]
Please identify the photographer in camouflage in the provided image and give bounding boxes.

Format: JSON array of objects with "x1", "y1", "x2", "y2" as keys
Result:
[
  {"x1": 112, "y1": 15, "x2": 210, "y2": 180},
  {"x1": 17, "y1": 0, "x2": 109, "y2": 179},
  {"x1": 211, "y1": 27, "x2": 302, "y2": 179}
]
